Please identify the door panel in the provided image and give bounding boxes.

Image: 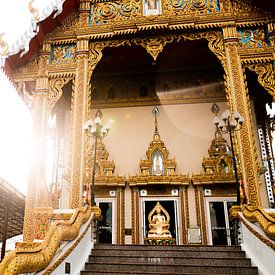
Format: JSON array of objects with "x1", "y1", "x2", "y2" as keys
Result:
[
  {"x1": 98, "y1": 202, "x2": 113, "y2": 244},
  {"x1": 207, "y1": 199, "x2": 237, "y2": 246}
]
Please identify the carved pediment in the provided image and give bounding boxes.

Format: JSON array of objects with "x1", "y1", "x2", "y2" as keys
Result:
[
  {"x1": 192, "y1": 129, "x2": 239, "y2": 185},
  {"x1": 129, "y1": 106, "x2": 189, "y2": 186},
  {"x1": 86, "y1": 139, "x2": 126, "y2": 186}
]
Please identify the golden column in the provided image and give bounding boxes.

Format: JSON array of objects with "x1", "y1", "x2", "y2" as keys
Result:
[
  {"x1": 69, "y1": 37, "x2": 90, "y2": 208},
  {"x1": 23, "y1": 44, "x2": 51, "y2": 241},
  {"x1": 222, "y1": 25, "x2": 261, "y2": 209}
]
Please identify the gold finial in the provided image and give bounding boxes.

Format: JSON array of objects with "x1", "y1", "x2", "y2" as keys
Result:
[
  {"x1": 152, "y1": 106, "x2": 160, "y2": 139},
  {"x1": 0, "y1": 33, "x2": 9, "y2": 57},
  {"x1": 28, "y1": 0, "x2": 39, "y2": 21}
]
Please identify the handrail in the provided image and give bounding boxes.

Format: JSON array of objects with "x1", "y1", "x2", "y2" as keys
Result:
[
  {"x1": 242, "y1": 205, "x2": 275, "y2": 240},
  {"x1": 239, "y1": 214, "x2": 275, "y2": 251},
  {"x1": 41, "y1": 210, "x2": 94, "y2": 274},
  {"x1": 0, "y1": 205, "x2": 94, "y2": 275}
]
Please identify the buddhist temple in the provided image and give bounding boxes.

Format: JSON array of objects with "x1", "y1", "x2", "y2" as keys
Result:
[{"x1": 0, "y1": 0, "x2": 274, "y2": 274}]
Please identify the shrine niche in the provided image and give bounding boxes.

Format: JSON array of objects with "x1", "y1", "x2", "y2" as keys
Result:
[
  {"x1": 129, "y1": 106, "x2": 189, "y2": 245},
  {"x1": 128, "y1": 106, "x2": 189, "y2": 186},
  {"x1": 144, "y1": 201, "x2": 176, "y2": 245}
]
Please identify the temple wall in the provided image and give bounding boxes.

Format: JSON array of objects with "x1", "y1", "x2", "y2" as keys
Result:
[{"x1": 91, "y1": 102, "x2": 228, "y2": 176}]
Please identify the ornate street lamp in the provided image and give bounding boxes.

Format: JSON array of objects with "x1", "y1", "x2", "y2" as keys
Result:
[
  {"x1": 213, "y1": 109, "x2": 244, "y2": 205},
  {"x1": 85, "y1": 110, "x2": 110, "y2": 206}
]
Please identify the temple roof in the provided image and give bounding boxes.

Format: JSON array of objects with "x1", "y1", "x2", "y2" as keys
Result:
[{"x1": 1, "y1": 0, "x2": 79, "y2": 78}]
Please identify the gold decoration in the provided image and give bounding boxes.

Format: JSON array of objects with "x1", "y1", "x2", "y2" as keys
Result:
[
  {"x1": 131, "y1": 187, "x2": 140, "y2": 244},
  {"x1": 85, "y1": 139, "x2": 126, "y2": 186},
  {"x1": 228, "y1": 205, "x2": 242, "y2": 220},
  {"x1": 147, "y1": 202, "x2": 172, "y2": 238},
  {"x1": 223, "y1": 35, "x2": 260, "y2": 209},
  {"x1": 239, "y1": 214, "x2": 275, "y2": 250},
  {"x1": 1, "y1": 0, "x2": 274, "y2": 257},
  {"x1": 0, "y1": 33, "x2": 9, "y2": 56},
  {"x1": 51, "y1": 44, "x2": 76, "y2": 64},
  {"x1": 41, "y1": 215, "x2": 93, "y2": 274},
  {"x1": 242, "y1": 205, "x2": 275, "y2": 240},
  {"x1": 49, "y1": 77, "x2": 73, "y2": 110},
  {"x1": 129, "y1": 107, "x2": 189, "y2": 185},
  {"x1": 133, "y1": 36, "x2": 174, "y2": 60},
  {"x1": 90, "y1": 0, "x2": 141, "y2": 26},
  {"x1": 28, "y1": 0, "x2": 39, "y2": 21},
  {"x1": 164, "y1": 0, "x2": 220, "y2": 16},
  {"x1": 34, "y1": 207, "x2": 53, "y2": 240},
  {"x1": 247, "y1": 63, "x2": 275, "y2": 97},
  {"x1": 0, "y1": 206, "x2": 91, "y2": 275},
  {"x1": 70, "y1": 41, "x2": 89, "y2": 209},
  {"x1": 192, "y1": 128, "x2": 239, "y2": 185}
]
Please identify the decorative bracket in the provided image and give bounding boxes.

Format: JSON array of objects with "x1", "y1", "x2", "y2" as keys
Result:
[{"x1": 247, "y1": 63, "x2": 275, "y2": 97}]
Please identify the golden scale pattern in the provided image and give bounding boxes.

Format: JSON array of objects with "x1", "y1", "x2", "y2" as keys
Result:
[{"x1": 0, "y1": 206, "x2": 93, "y2": 275}]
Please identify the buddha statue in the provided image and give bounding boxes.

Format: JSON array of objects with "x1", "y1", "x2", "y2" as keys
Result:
[{"x1": 147, "y1": 202, "x2": 172, "y2": 238}]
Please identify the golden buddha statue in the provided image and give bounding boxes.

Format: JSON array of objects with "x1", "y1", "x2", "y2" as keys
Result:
[{"x1": 147, "y1": 202, "x2": 172, "y2": 238}]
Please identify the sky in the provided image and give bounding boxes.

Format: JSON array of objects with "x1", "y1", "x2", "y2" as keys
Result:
[{"x1": 0, "y1": 0, "x2": 49, "y2": 195}]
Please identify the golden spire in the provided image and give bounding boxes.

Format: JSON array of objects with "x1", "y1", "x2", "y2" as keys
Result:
[{"x1": 152, "y1": 106, "x2": 160, "y2": 141}]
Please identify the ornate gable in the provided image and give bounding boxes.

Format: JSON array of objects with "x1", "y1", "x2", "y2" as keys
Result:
[
  {"x1": 86, "y1": 139, "x2": 125, "y2": 186},
  {"x1": 192, "y1": 129, "x2": 237, "y2": 185},
  {"x1": 128, "y1": 106, "x2": 189, "y2": 186}
]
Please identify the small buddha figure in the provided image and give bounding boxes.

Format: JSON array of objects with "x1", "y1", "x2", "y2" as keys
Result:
[
  {"x1": 152, "y1": 151, "x2": 163, "y2": 176},
  {"x1": 147, "y1": 202, "x2": 172, "y2": 238}
]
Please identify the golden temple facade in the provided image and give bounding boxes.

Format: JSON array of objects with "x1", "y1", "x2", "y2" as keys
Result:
[{"x1": 0, "y1": 0, "x2": 274, "y2": 273}]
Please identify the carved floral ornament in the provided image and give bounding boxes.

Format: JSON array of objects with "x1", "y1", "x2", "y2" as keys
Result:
[
  {"x1": 89, "y1": 0, "x2": 222, "y2": 26},
  {"x1": 49, "y1": 77, "x2": 74, "y2": 110},
  {"x1": 86, "y1": 31, "x2": 225, "y2": 70}
]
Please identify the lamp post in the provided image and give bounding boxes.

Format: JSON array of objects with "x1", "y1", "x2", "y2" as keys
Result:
[
  {"x1": 213, "y1": 109, "x2": 244, "y2": 205},
  {"x1": 85, "y1": 110, "x2": 110, "y2": 206}
]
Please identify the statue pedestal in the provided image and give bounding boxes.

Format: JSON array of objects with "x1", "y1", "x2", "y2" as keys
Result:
[{"x1": 144, "y1": 237, "x2": 176, "y2": 245}]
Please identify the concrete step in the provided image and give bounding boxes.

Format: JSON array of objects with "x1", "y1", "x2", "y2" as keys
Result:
[
  {"x1": 82, "y1": 245, "x2": 258, "y2": 275},
  {"x1": 91, "y1": 249, "x2": 246, "y2": 259},
  {"x1": 88, "y1": 255, "x2": 251, "y2": 266},
  {"x1": 81, "y1": 272, "x2": 235, "y2": 275},
  {"x1": 95, "y1": 244, "x2": 242, "y2": 252},
  {"x1": 83, "y1": 263, "x2": 258, "y2": 274}
]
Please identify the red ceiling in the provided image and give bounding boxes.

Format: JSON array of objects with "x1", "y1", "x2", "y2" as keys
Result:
[{"x1": 3, "y1": 0, "x2": 79, "y2": 78}]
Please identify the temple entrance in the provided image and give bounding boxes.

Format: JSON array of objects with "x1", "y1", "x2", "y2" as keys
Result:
[
  {"x1": 96, "y1": 200, "x2": 116, "y2": 244},
  {"x1": 205, "y1": 198, "x2": 237, "y2": 246},
  {"x1": 141, "y1": 198, "x2": 179, "y2": 244}
]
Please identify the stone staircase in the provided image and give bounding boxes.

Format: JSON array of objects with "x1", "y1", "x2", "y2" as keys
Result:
[{"x1": 81, "y1": 244, "x2": 258, "y2": 275}]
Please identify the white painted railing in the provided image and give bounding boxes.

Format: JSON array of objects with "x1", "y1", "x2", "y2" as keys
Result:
[{"x1": 239, "y1": 212, "x2": 275, "y2": 275}]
